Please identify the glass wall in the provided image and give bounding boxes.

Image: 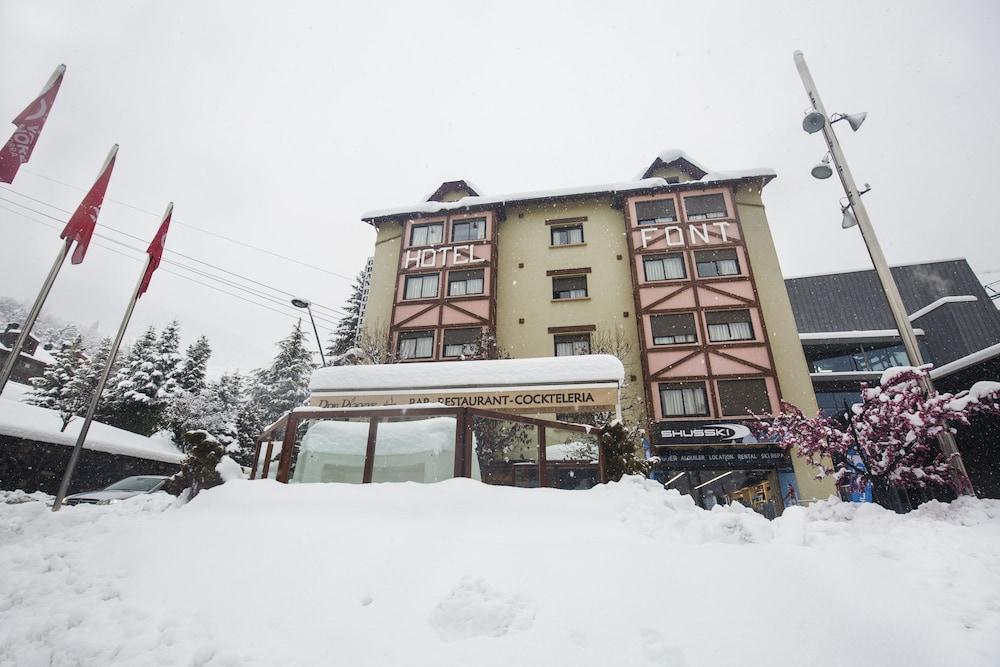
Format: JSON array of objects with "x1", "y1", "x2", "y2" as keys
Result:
[{"x1": 805, "y1": 341, "x2": 931, "y2": 374}]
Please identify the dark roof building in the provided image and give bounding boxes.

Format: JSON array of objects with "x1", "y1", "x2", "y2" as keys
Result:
[{"x1": 786, "y1": 258, "x2": 1000, "y2": 498}]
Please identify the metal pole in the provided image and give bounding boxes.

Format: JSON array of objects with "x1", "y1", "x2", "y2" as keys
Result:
[
  {"x1": 0, "y1": 238, "x2": 72, "y2": 396},
  {"x1": 52, "y1": 254, "x2": 151, "y2": 511},
  {"x1": 306, "y1": 304, "x2": 327, "y2": 367},
  {"x1": 793, "y1": 50, "x2": 972, "y2": 493}
]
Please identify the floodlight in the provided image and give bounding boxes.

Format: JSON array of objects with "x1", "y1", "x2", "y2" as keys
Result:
[
  {"x1": 811, "y1": 155, "x2": 833, "y2": 179},
  {"x1": 802, "y1": 111, "x2": 826, "y2": 134},
  {"x1": 841, "y1": 206, "x2": 858, "y2": 229}
]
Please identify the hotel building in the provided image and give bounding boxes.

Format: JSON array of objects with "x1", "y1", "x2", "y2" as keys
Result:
[{"x1": 357, "y1": 150, "x2": 837, "y2": 506}]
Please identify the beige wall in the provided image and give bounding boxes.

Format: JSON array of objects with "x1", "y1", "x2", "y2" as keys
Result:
[
  {"x1": 361, "y1": 220, "x2": 403, "y2": 344},
  {"x1": 494, "y1": 198, "x2": 647, "y2": 424},
  {"x1": 736, "y1": 183, "x2": 836, "y2": 501}
]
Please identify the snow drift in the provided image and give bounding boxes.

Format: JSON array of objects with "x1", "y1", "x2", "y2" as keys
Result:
[{"x1": 1, "y1": 479, "x2": 998, "y2": 666}]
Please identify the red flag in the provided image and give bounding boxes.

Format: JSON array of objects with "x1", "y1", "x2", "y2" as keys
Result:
[
  {"x1": 139, "y1": 203, "x2": 173, "y2": 297},
  {"x1": 0, "y1": 65, "x2": 66, "y2": 183},
  {"x1": 60, "y1": 145, "x2": 118, "y2": 265}
]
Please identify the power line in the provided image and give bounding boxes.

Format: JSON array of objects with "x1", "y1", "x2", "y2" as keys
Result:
[
  {"x1": 0, "y1": 204, "x2": 340, "y2": 336},
  {"x1": 16, "y1": 169, "x2": 360, "y2": 282},
  {"x1": 0, "y1": 191, "x2": 350, "y2": 319}
]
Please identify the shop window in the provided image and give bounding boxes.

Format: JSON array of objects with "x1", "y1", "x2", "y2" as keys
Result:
[
  {"x1": 410, "y1": 222, "x2": 444, "y2": 246},
  {"x1": 447, "y1": 269, "x2": 485, "y2": 296},
  {"x1": 650, "y1": 313, "x2": 697, "y2": 345},
  {"x1": 551, "y1": 224, "x2": 584, "y2": 246},
  {"x1": 403, "y1": 274, "x2": 438, "y2": 300},
  {"x1": 684, "y1": 194, "x2": 727, "y2": 220},
  {"x1": 659, "y1": 383, "x2": 709, "y2": 417},
  {"x1": 552, "y1": 275, "x2": 588, "y2": 300},
  {"x1": 554, "y1": 334, "x2": 591, "y2": 356},
  {"x1": 635, "y1": 199, "x2": 677, "y2": 225},
  {"x1": 695, "y1": 248, "x2": 740, "y2": 277},
  {"x1": 706, "y1": 310, "x2": 754, "y2": 342},
  {"x1": 452, "y1": 217, "x2": 486, "y2": 242},
  {"x1": 718, "y1": 378, "x2": 771, "y2": 416},
  {"x1": 643, "y1": 253, "x2": 686, "y2": 281},
  {"x1": 443, "y1": 328, "x2": 480, "y2": 358},
  {"x1": 397, "y1": 330, "x2": 434, "y2": 359}
]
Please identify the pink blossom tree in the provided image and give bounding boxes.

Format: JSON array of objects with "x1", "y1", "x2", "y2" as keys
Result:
[{"x1": 752, "y1": 366, "x2": 1000, "y2": 507}]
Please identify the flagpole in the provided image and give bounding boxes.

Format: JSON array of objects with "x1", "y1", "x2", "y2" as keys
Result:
[
  {"x1": 52, "y1": 253, "x2": 152, "y2": 511},
  {"x1": 0, "y1": 237, "x2": 72, "y2": 396}
]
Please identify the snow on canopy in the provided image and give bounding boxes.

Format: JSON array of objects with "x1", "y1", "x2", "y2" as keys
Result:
[
  {"x1": 0, "y1": 395, "x2": 184, "y2": 464},
  {"x1": 293, "y1": 416, "x2": 480, "y2": 483},
  {"x1": 310, "y1": 355, "x2": 624, "y2": 392},
  {"x1": 362, "y1": 149, "x2": 775, "y2": 221}
]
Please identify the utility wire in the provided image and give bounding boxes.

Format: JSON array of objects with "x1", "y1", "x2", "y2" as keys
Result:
[
  {"x1": 0, "y1": 191, "x2": 349, "y2": 319},
  {"x1": 0, "y1": 204, "x2": 339, "y2": 336},
  {"x1": 16, "y1": 169, "x2": 359, "y2": 282}
]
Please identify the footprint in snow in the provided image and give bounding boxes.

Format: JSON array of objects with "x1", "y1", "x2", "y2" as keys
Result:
[{"x1": 429, "y1": 577, "x2": 534, "y2": 642}]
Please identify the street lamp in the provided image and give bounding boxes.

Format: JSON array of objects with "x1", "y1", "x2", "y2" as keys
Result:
[
  {"x1": 793, "y1": 50, "x2": 972, "y2": 494},
  {"x1": 291, "y1": 297, "x2": 327, "y2": 367}
]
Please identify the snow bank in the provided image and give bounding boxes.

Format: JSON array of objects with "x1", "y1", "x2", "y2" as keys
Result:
[
  {"x1": 0, "y1": 380, "x2": 31, "y2": 403},
  {"x1": 310, "y1": 354, "x2": 624, "y2": 392},
  {"x1": 0, "y1": 397, "x2": 184, "y2": 464},
  {"x1": 1, "y1": 478, "x2": 998, "y2": 666}
]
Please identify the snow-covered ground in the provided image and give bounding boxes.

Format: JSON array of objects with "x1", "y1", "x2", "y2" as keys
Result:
[{"x1": 1, "y1": 478, "x2": 999, "y2": 666}]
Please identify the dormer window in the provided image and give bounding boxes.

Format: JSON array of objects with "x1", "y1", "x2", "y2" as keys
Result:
[
  {"x1": 635, "y1": 199, "x2": 677, "y2": 225},
  {"x1": 410, "y1": 222, "x2": 444, "y2": 246}
]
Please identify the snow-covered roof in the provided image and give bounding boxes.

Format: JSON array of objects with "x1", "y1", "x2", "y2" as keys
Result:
[
  {"x1": 362, "y1": 150, "x2": 775, "y2": 221},
  {"x1": 0, "y1": 398, "x2": 184, "y2": 464},
  {"x1": 635, "y1": 149, "x2": 711, "y2": 180},
  {"x1": 310, "y1": 355, "x2": 625, "y2": 392},
  {"x1": 0, "y1": 341, "x2": 54, "y2": 366},
  {"x1": 799, "y1": 328, "x2": 926, "y2": 341}
]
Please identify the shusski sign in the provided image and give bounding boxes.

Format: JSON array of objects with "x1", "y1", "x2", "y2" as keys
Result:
[{"x1": 653, "y1": 419, "x2": 756, "y2": 446}]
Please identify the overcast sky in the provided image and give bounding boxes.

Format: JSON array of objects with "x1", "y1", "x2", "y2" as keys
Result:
[{"x1": 1, "y1": 1, "x2": 997, "y2": 375}]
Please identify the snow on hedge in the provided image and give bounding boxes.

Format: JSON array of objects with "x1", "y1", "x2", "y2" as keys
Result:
[
  {"x1": 1, "y1": 478, "x2": 998, "y2": 665},
  {"x1": 0, "y1": 396, "x2": 184, "y2": 464},
  {"x1": 310, "y1": 354, "x2": 624, "y2": 392}
]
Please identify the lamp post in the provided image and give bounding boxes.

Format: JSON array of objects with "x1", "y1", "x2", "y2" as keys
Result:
[
  {"x1": 793, "y1": 50, "x2": 972, "y2": 495},
  {"x1": 291, "y1": 298, "x2": 327, "y2": 367}
]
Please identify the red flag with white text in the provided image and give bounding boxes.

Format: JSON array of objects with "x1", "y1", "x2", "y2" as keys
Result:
[
  {"x1": 139, "y1": 203, "x2": 173, "y2": 297},
  {"x1": 60, "y1": 145, "x2": 118, "y2": 265},
  {"x1": 0, "y1": 65, "x2": 66, "y2": 183}
]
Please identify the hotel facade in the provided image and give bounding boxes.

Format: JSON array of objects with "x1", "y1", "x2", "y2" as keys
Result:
[{"x1": 357, "y1": 151, "x2": 836, "y2": 507}]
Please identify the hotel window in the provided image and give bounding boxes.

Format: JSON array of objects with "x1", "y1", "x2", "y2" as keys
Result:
[
  {"x1": 403, "y1": 273, "x2": 438, "y2": 300},
  {"x1": 650, "y1": 313, "x2": 697, "y2": 345},
  {"x1": 452, "y1": 217, "x2": 486, "y2": 242},
  {"x1": 695, "y1": 248, "x2": 740, "y2": 277},
  {"x1": 443, "y1": 328, "x2": 480, "y2": 358},
  {"x1": 659, "y1": 383, "x2": 709, "y2": 417},
  {"x1": 554, "y1": 334, "x2": 591, "y2": 356},
  {"x1": 635, "y1": 199, "x2": 677, "y2": 225},
  {"x1": 684, "y1": 194, "x2": 727, "y2": 220},
  {"x1": 706, "y1": 310, "x2": 754, "y2": 342},
  {"x1": 551, "y1": 224, "x2": 584, "y2": 246},
  {"x1": 552, "y1": 275, "x2": 588, "y2": 300},
  {"x1": 397, "y1": 330, "x2": 434, "y2": 359},
  {"x1": 410, "y1": 222, "x2": 444, "y2": 246},
  {"x1": 643, "y1": 253, "x2": 686, "y2": 281},
  {"x1": 447, "y1": 269, "x2": 485, "y2": 296},
  {"x1": 718, "y1": 379, "x2": 771, "y2": 416}
]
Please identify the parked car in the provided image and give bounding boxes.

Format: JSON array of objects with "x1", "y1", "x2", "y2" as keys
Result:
[{"x1": 63, "y1": 475, "x2": 170, "y2": 506}]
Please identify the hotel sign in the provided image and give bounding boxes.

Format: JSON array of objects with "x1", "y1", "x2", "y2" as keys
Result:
[
  {"x1": 309, "y1": 384, "x2": 619, "y2": 415},
  {"x1": 653, "y1": 419, "x2": 755, "y2": 446}
]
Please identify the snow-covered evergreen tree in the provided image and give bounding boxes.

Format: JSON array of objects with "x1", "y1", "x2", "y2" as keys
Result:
[
  {"x1": 80, "y1": 337, "x2": 118, "y2": 423},
  {"x1": 325, "y1": 269, "x2": 366, "y2": 358},
  {"x1": 251, "y1": 321, "x2": 315, "y2": 423},
  {"x1": 152, "y1": 320, "x2": 184, "y2": 402},
  {"x1": 164, "y1": 430, "x2": 226, "y2": 500},
  {"x1": 177, "y1": 335, "x2": 211, "y2": 395},
  {"x1": 27, "y1": 336, "x2": 87, "y2": 431},
  {"x1": 166, "y1": 372, "x2": 243, "y2": 453},
  {"x1": 103, "y1": 326, "x2": 163, "y2": 435}
]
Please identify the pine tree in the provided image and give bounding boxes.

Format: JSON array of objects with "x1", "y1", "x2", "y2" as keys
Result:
[
  {"x1": 80, "y1": 337, "x2": 117, "y2": 423},
  {"x1": 166, "y1": 372, "x2": 243, "y2": 452},
  {"x1": 598, "y1": 419, "x2": 651, "y2": 482},
  {"x1": 103, "y1": 326, "x2": 163, "y2": 435},
  {"x1": 27, "y1": 336, "x2": 87, "y2": 431},
  {"x1": 252, "y1": 321, "x2": 315, "y2": 423},
  {"x1": 326, "y1": 269, "x2": 367, "y2": 358},
  {"x1": 152, "y1": 321, "x2": 184, "y2": 402},
  {"x1": 177, "y1": 335, "x2": 211, "y2": 395},
  {"x1": 164, "y1": 430, "x2": 226, "y2": 500}
]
